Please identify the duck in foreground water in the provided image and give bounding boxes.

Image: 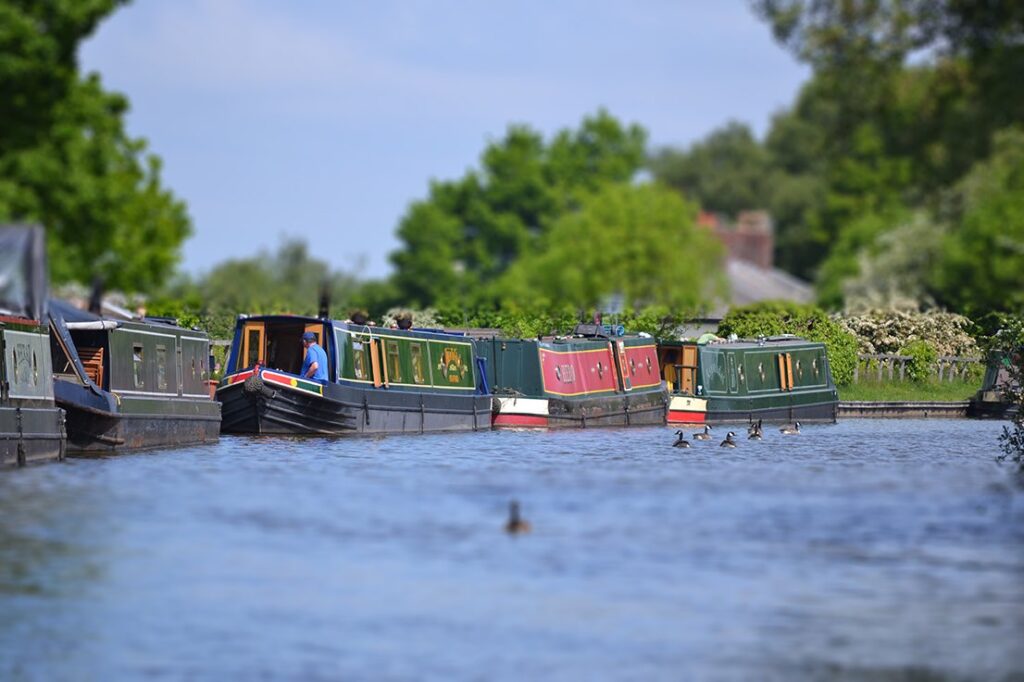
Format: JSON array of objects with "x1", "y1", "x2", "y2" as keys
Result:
[
  {"x1": 673, "y1": 430, "x2": 692, "y2": 448},
  {"x1": 505, "y1": 501, "x2": 531, "y2": 535},
  {"x1": 693, "y1": 424, "x2": 712, "y2": 441},
  {"x1": 720, "y1": 431, "x2": 738, "y2": 448},
  {"x1": 780, "y1": 421, "x2": 801, "y2": 435}
]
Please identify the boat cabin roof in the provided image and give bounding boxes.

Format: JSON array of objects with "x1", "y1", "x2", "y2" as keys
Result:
[
  {"x1": 238, "y1": 314, "x2": 472, "y2": 342},
  {"x1": 660, "y1": 335, "x2": 824, "y2": 351}
]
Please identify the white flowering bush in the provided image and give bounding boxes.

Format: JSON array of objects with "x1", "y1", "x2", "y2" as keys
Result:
[
  {"x1": 835, "y1": 309, "x2": 980, "y2": 358},
  {"x1": 381, "y1": 307, "x2": 441, "y2": 329}
]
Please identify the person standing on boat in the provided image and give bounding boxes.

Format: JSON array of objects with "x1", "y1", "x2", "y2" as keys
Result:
[{"x1": 301, "y1": 332, "x2": 329, "y2": 383}]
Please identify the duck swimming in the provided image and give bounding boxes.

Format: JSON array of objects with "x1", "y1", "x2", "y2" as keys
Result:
[
  {"x1": 505, "y1": 500, "x2": 531, "y2": 535},
  {"x1": 693, "y1": 424, "x2": 713, "y2": 441},
  {"x1": 779, "y1": 421, "x2": 801, "y2": 435},
  {"x1": 720, "y1": 431, "x2": 738, "y2": 448},
  {"x1": 673, "y1": 430, "x2": 692, "y2": 448}
]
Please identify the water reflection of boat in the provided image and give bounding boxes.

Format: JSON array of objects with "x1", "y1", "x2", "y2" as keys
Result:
[
  {"x1": 0, "y1": 226, "x2": 65, "y2": 466},
  {"x1": 48, "y1": 300, "x2": 221, "y2": 452},
  {"x1": 217, "y1": 315, "x2": 492, "y2": 435},
  {"x1": 658, "y1": 336, "x2": 838, "y2": 425},
  {"x1": 476, "y1": 325, "x2": 668, "y2": 428}
]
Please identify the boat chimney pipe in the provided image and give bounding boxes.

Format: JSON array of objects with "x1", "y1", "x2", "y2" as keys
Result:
[
  {"x1": 88, "y1": 275, "x2": 104, "y2": 316},
  {"x1": 318, "y1": 282, "x2": 330, "y2": 320}
]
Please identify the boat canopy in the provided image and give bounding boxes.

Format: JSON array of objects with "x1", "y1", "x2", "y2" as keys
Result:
[{"x1": 0, "y1": 225, "x2": 48, "y2": 321}]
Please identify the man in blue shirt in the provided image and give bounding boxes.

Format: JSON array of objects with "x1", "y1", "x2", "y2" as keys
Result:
[{"x1": 300, "y1": 332, "x2": 329, "y2": 383}]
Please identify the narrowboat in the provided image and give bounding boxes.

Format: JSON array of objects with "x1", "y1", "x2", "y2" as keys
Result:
[
  {"x1": 658, "y1": 336, "x2": 838, "y2": 424},
  {"x1": 0, "y1": 226, "x2": 66, "y2": 467},
  {"x1": 217, "y1": 315, "x2": 492, "y2": 435},
  {"x1": 968, "y1": 352, "x2": 1020, "y2": 419},
  {"x1": 48, "y1": 300, "x2": 221, "y2": 452},
  {"x1": 476, "y1": 325, "x2": 668, "y2": 428}
]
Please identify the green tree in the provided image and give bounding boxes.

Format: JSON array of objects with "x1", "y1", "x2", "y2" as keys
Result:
[
  {"x1": 389, "y1": 110, "x2": 647, "y2": 307},
  {"x1": 0, "y1": 0, "x2": 190, "y2": 291},
  {"x1": 497, "y1": 183, "x2": 726, "y2": 313},
  {"x1": 649, "y1": 121, "x2": 771, "y2": 216},
  {"x1": 934, "y1": 128, "x2": 1024, "y2": 314}
]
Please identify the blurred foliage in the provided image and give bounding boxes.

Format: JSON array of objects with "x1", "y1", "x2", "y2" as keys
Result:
[
  {"x1": 836, "y1": 309, "x2": 979, "y2": 357},
  {"x1": 650, "y1": 2, "x2": 1024, "y2": 314},
  {"x1": 717, "y1": 300, "x2": 859, "y2": 385},
  {"x1": 390, "y1": 110, "x2": 648, "y2": 308},
  {"x1": 0, "y1": 0, "x2": 191, "y2": 291},
  {"x1": 935, "y1": 128, "x2": 1024, "y2": 315},
  {"x1": 147, "y1": 240, "x2": 363, "y2": 339},
  {"x1": 496, "y1": 183, "x2": 726, "y2": 312},
  {"x1": 900, "y1": 339, "x2": 938, "y2": 383},
  {"x1": 981, "y1": 314, "x2": 1024, "y2": 471}
]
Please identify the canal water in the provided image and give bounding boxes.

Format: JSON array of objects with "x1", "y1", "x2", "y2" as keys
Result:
[{"x1": 1, "y1": 419, "x2": 1022, "y2": 680}]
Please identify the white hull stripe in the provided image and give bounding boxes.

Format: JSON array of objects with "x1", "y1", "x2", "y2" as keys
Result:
[
  {"x1": 669, "y1": 396, "x2": 707, "y2": 412},
  {"x1": 494, "y1": 397, "x2": 549, "y2": 416}
]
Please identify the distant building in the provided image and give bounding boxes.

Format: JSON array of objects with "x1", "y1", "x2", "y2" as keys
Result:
[{"x1": 681, "y1": 210, "x2": 814, "y2": 338}]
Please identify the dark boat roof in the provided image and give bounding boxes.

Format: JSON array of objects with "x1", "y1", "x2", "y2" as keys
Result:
[{"x1": 49, "y1": 298, "x2": 103, "y2": 323}]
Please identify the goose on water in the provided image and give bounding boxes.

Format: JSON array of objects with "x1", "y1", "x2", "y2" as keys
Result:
[
  {"x1": 673, "y1": 430, "x2": 692, "y2": 448},
  {"x1": 747, "y1": 418, "x2": 763, "y2": 436},
  {"x1": 505, "y1": 501, "x2": 532, "y2": 535},
  {"x1": 720, "y1": 431, "x2": 738, "y2": 448},
  {"x1": 780, "y1": 421, "x2": 801, "y2": 435},
  {"x1": 693, "y1": 424, "x2": 713, "y2": 441}
]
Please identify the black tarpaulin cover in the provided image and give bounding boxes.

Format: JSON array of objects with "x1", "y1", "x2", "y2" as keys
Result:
[{"x1": 0, "y1": 225, "x2": 48, "y2": 321}]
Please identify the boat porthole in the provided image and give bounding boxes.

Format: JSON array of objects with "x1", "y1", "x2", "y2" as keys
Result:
[
  {"x1": 812, "y1": 358, "x2": 819, "y2": 377},
  {"x1": 737, "y1": 365, "x2": 744, "y2": 383},
  {"x1": 554, "y1": 366, "x2": 562, "y2": 381},
  {"x1": 629, "y1": 358, "x2": 636, "y2": 375},
  {"x1": 758, "y1": 362, "x2": 765, "y2": 382},
  {"x1": 597, "y1": 361, "x2": 604, "y2": 378},
  {"x1": 646, "y1": 357, "x2": 652, "y2": 373},
  {"x1": 795, "y1": 359, "x2": 802, "y2": 379}
]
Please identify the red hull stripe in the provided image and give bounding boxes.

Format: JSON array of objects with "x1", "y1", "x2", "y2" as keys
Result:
[
  {"x1": 493, "y1": 414, "x2": 549, "y2": 427},
  {"x1": 668, "y1": 410, "x2": 706, "y2": 424}
]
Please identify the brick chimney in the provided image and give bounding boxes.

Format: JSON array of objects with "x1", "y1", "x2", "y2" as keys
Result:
[{"x1": 701, "y1": 210, "x2": 774, "y2": 269}]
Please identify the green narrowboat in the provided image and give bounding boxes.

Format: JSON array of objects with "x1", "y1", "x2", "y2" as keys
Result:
[
  {"x1": 48, "y1": 300, "x2": 221, "y2": 452},
  {"x1": 217, "y1": 315, "x2": 492, "y2": 435},
  {"x1": 0, "y1": 226, "x2": 66, "y2": 467},
  {"x1": 658, "y1": 335, "x2": 838, "y2": 424},
  {"x1": 476, "y1": 325, "x2": 668, "y2": 428}
]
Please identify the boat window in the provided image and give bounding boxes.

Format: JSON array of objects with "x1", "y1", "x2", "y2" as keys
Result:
[
  {"x1": 352, "y1": 339, "x2": 368, "y2": 380},
  {"x1": 386, "y1": 341, "x2": 402, "y2": 382},
  {"x1": 157, "y1": 345, "x2": 168, "y2": 390},
  {"x1": 246, "y1": 328, "x2": 261, "y2": 368},
  {"x1": 758, "y1": 362, "x2": 765, "y2": 382},
  {"x1": 133, "y1": 344, "x2": 144, "y2": 388},
  {"x1": 410, "y1": 343, "x2": 426, "y2": 384}
]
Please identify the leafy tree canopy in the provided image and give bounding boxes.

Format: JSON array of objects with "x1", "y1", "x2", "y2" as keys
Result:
[
  {"x1": 0, "y1": 0, "x2": 190, "y2": 291},
  {"x1": 497, "y1": 183, "x2": 726, "y2": 313},
  {"x1": 390, "y1": 110, "x2": 647, "y2": 307}
]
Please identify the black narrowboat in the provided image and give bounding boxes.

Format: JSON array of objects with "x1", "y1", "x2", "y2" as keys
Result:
[
  {"x1": 658, "y1": 336, "x2": 839, "y2": 425},
  {"x1": 48, "y1": 301, "x2": 221, "y2": 452},
  {"x1": 0, "y1": 226, "x2": 66, "y2": 467},
  {"x1": 217, "y1": 315, "x2": 492, "y2": 435},
  {"x1": 475, "y1": 325, "x2": 668, "y2": 428}
]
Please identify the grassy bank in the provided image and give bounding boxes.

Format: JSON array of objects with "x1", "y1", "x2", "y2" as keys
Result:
[{"x1": 838, "y1": 380, "x2": 978, "y2": 402}]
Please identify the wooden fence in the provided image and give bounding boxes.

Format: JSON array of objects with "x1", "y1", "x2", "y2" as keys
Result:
[{"x1": 853, "y1": 353, "x2": 981, "y2": 383}]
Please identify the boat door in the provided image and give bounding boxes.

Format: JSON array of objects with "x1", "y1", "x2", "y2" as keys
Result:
[
  {"x1": 614, "y1": 340, "x2": 632, "y2": 391},
  {"x1": 238, "y1": 321, "x2": 265, "y2": 370}
]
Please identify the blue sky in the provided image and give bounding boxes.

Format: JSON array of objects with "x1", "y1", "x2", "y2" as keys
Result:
[{"x1": 80, "y1": 0, "x2": 809, "y2": 280}]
